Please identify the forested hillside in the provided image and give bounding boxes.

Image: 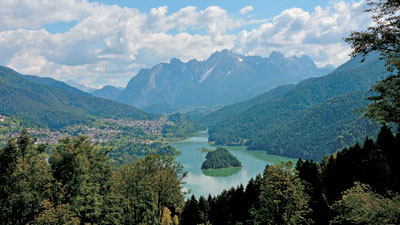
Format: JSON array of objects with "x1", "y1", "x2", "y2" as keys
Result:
[
  {"x1": 21, "y1": 74, "x2": 91, "y2": 96},
  {"x1": 202, "y1": 84, "x2": 295, "y2": 126},
  {"x1": 0, "y1": 66, "x2": 152, "y2": 129},
  {"x1": 209, "y1": 54, "x2": 385, "y2": 160}
]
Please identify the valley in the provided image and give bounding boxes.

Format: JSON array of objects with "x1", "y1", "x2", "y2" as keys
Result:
[
  {"x1": 2, "y1": 1, "x2": 400, "y2": 224},
  {"x1": 0, "y1": 49, "x2": 388, "y2": 196}
]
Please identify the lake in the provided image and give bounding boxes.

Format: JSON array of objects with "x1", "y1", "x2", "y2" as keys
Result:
[{"x1": 172, "y1": 131, "x2": 297, "y2": 198}]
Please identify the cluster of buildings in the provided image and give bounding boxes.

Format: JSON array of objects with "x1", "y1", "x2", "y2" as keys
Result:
[
  {"x1": 104, "y1": 119, "x2": 173, "y2": 135},
  {"x1": 25, "y1": 128, "x2": 70, "y2": 144},
  {"x1": 65, "y1": 125, "x2": 121, "y2": 143},
  {"x1": 0, "y1": 114, "x2": 6, "y2": 122},
  {"x1": 0, "y1": 118, "x2": 175, "y2": 146}
]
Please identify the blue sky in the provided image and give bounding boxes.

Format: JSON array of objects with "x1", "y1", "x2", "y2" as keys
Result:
[
  {"x1": 0, "y1": 0, "x2": 370, "y2": 87},
  {"x1": 45, "y1": 0, "x2": 349, "y2": 34},
  {"x1": 92, "y1": 0, "x2": 344, "y2": 17}
]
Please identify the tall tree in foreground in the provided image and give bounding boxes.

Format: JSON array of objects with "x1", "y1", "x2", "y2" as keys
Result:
[
  {"x1": 49, "y1": 137, "x2": 114, "y2": 224},
  {"x1": 251, "y1": 162, "x2": 311, "y2": 225},
  {"x1": 0, "y1": 130, "x2": 54, "y2": 225},
  {"x1": 110, "y1": 154, "x2": 186, "y2": 225},
  {"x1": 345, "y1": 0, "x2": 400, "y2": 125}
]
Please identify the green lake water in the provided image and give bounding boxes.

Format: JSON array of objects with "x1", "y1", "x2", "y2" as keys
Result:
[{"x1": 172, "y1": 131, "x2": 297, "y2": 198}]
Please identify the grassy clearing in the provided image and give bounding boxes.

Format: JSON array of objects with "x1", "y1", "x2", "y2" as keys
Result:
[{"x1": 202, "y1": 167, "x2": 241, "y2": 177}]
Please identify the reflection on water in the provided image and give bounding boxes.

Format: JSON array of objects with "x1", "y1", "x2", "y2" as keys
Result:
[{"x1": 172, "y1": 132, "x2": 293, "y2": 198}]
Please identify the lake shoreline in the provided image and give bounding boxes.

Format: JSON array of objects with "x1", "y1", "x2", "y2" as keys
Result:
[{"x1": 172, "y1": 132, "x2": 297, "y2": 198}]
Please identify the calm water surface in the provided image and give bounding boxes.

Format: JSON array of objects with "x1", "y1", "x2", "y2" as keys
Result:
[{"x1": 172, "y1": 132, "x2": 296, "y2": 198}]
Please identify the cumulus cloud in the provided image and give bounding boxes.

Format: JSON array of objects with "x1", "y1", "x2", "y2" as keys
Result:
[
  {"x1": 0, "y1": 0, "x2": 371, "y2": 87},
  {"x1": 0, "y1": 0, "x2": 94, "y2": 30},
  {"x1": 233, "y1": 0, "x2": 371, "y2": 67},
  {"x1": 240, "y1": 6, "x2": 254, "y2": 15}
]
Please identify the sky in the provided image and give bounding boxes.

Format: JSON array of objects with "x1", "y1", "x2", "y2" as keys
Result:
[{"x1": 0, "y1": 0, "x2": 372, "y2": 88}]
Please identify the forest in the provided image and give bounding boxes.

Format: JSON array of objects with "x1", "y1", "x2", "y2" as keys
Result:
[
  {"x1": 0, "y1": 131, "x2": 186, "y2": 225},
  {"x1": 1, "y1": 126, "x2": 399, "y2": 224}
]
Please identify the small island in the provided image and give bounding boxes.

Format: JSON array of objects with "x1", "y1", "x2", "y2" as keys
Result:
[{"x1": 201, "y1": 148, "x2": 242, "y2": 177}]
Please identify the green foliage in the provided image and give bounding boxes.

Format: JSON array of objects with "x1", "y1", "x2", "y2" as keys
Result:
[
  {"x1": 34, "y1": 200, "x2": 80, "y2": 225},
  {"x1": 345, "y1": 0, "x2": 400, "y2": 125},
  {"x1": 0, "y1": 131, "x2": 186, "y2": 224},
  {"x1": 251, "y1": 162, "x2": 311, "y2": 225},
  {"x1": 365, "y1": 75, "x2": 400, "y2": 125},
  {"x1": 201, "y1": 148, "x2": 242, "y2": 170},
  {"x1": 49, "y1": 137, "x2": 113, "y2": 224},
  {"x1": 0, "y1": 130, "x2": 54, "y2": 225},
  {"x1": 330, "y1": 182, "x2": 400, "y2": 225}
]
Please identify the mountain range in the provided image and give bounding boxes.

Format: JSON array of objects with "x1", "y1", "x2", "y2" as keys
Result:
[
  {"x1": 0, "y1": 66, "x2": 152, "y2": 129},
  {"x1": 116, "y1": 50, "x2": 333, "y2": 110},
  {"x1": 206, "y1": 53, "x2": 385, "y2": 160},
  {"x1": 0, "y1": 50, "x2": 386, "y2": 160}
]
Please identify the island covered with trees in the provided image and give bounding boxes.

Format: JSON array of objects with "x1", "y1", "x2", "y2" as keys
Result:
[{"x1": 201, "y1": 148, "x2": 242, "y2": 176}]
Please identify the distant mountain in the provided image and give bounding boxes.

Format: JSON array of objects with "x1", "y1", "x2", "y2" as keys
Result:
[
  {"x1": 116, "y1": 50, "x2": 333, "y2": 108},
  {"x1": 22, "y1": 74, "x2": 91, "y2": 96},
  {"x1": 91, "y1": 85, "x2": 123, "y2": 100},
  {"x1": 0, "y1": 66, "x2": 152, "y2": 129},
  {"x1": 208, "y1": 53, "x2": 385, "y2": 160},
  {"x1": 66, "y1": 80, "x2": 96, "y2": 93}
]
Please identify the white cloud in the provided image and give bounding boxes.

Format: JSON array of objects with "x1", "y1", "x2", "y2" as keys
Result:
[
  {"x1": 240, "y1": 6, "x2": 254, "y2": 15},
  {"x1": 0, "y1": 0, "x2": 371, "y2": 87},
  {"x1": 0, "y1": 0, "x2": 94, "y2": 30},
  {"x1": 233, "y1": 0, "x2": 371, "y2": 67}
]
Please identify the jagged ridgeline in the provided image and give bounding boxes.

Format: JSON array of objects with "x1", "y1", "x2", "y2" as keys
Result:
[
  {"x1": 117, "y1": 50, "x2": 333, "y2": 109},
  {"x1": 0, "y1": 66, "x2": 153, "y2": 129},
  {"x1": 207, "y1": 53, "x2": 386, "y2": 160}
]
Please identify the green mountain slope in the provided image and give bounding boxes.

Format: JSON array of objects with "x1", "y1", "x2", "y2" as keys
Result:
[
  {"x1": 202, "y1": 84, "x2": 295, "y2": 126},
  {"x1": 209, "y1": 55, "x2": 385, "y2": 160},
  {"x1": 22, "y1": 74, "x2": 91, "y2": 96},
  {"x1": 0, "y1": 66, "x2": 153, "y2": 129}
]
